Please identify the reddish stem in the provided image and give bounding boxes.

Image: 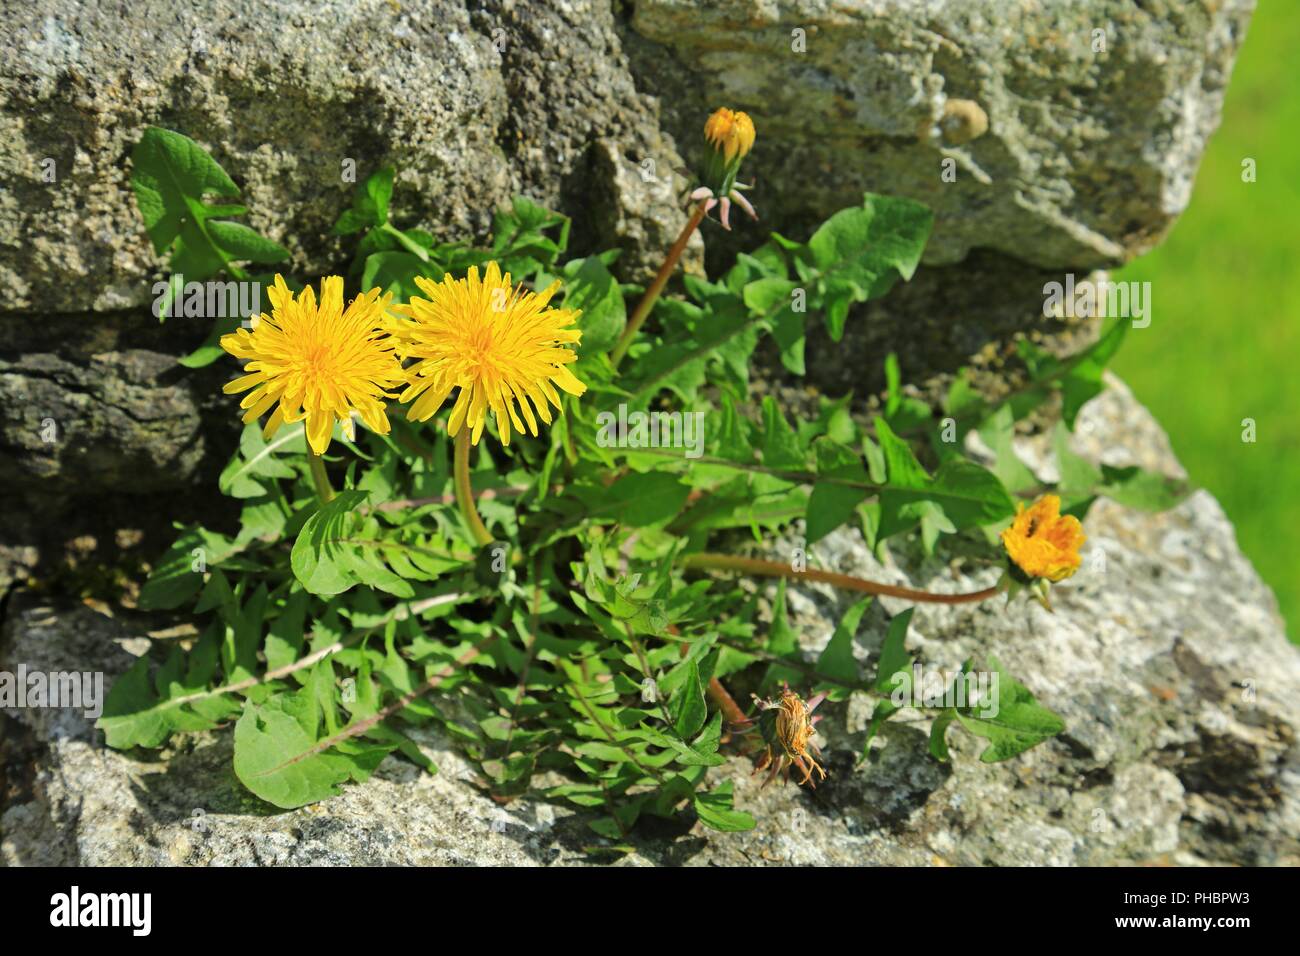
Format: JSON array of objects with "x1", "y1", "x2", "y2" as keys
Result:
[
  {"x1": 610, "y1": 201, "x2": 708, "y2": 368},
  {"x1": 681, "y1": 553, "x2": 1003, "y2": 605}
]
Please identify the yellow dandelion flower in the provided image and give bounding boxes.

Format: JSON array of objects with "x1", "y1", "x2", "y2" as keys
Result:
[
  {"x1": 220, "y1": 275, "x2": 405, "y2": 456},
  {"x1": 392, "y1": 261, "x2": 586, "y2": 446},
  {"x1": 704, "y1": 107, "x2": 756, "y2": 161},
  {"x1": 1000, "y1": 494, "x2": 1086, "y2": 583}
]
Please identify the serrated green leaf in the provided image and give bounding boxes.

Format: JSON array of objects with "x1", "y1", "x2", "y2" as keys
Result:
[
  {"x1": 807, "y1": 194, "x2": 932, "y2": 340},
  {"x1": 290, "y1": 491, "x2": 416, "y2": 598},
  {"x1": 952, "y1": 657, "x2": 1065, "y2": 762},
  {"x1": 874, "y1": 418, "x2": 1015, "y2": 543}
]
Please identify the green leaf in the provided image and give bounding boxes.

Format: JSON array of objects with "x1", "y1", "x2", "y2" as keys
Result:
[
  {"x1": 491, "y1": 195, "x2": 570, "y2": 272},
  {"x1": 98, "y1": 636, "x2": 239, "y2": 749},
  {"x1": 219, "y1": 423, "x2": 306, "y2": 498},
  {"x1": 1053, "y1": 422, "x2": 1103, "y2": 497},
  {"x1": 762, "y1": 578, "x2": 804, "y2": 689},
  {"x1": 806, "y1": 437, "x2": 871, "y2": 543},
  {"x1": 574, "y1": 471, "x2": 690, "y2": 528},
  {"x1": 131, "y1": 127, "x2": 239, "y2": 254},
  {"x1": 1097, "y1": 464, "x2": 1191, "y2": 512},
  {"x1": 1053, "y1": 423, "x2": 1190, "y2": 512},
  {"x1": 361, "y1": 251, "x2": 429, "y2": 300},
  {"x1": 979, "y1": 405, "x2": 1039, "y2": 494},
  {"x1": 806, "y1": 194, "x2": 932, "y2": 340},
  {"x1": 693, "y1": 781, "x2": 756, "y2": 832},
  {"x1": 815, "y1": 596, "x2": 870, "y2": 698},
  {"x1": 365, "y1": 167, "x2": 394, "y2": 224},
  {"x1": 761, "y1": 397, "x2": 805, "y2": 470},
  {"x1": 952, "y1": 657, "x2": 1065, "y2": 763},
  {"x1": 874, "y1": 418, "x2": 1016, "y2": 543},
  {"x1": 742, "y1": 276, "x2": 797, "y2": 314},
  {"x1": 265, "y1": 588, "x2": 309, "y2": 674},
  {"x1": 667, "y1": 659, "x2": 707, "y2": 739},
  {"x1": 129, "y1": 127, "x2": 288, "y2": 320},
  {"x1": 292, "y1": 491, "x2": 369, "y2": 596},
  {"x1": 334, "y1": 167, "x2": 394, "y2": 234},
  {"x1": 873, "y1": 608, "x2": 913, "y2": 693},
  {"x1": 222, "y1": 584, "x2": 268, "y2": 684},
  {"x1": 916, "y1": 500, "x2": 957, "y2": 555},
  {"x1": 564, "y1": 256, "x2": 626, "y2": 354},
  {"x1": 205, "y1": 221, "x2": 291, "y2": 264},
  {"x1": 620, "y1": 298, "x2": 759, "y2": 410},
  {"x1": 929, "y1": 709, "x2": 956, "y2": 762},
  {"x1": 769, "y1": 303, "x2": 807, "y2": 375},
  {"x1": 233, "y1": 687, "x2": 396, "y2": 809},
  {"x1": 943, "y1": 369, "x2": 988, "y2": 434},
  {"x1": 1005, "y1": 321, "x2": 1129, "y2": 429},
  {"x1": 860, "y1": 698, "x2": 900, "y2": 761},
  {"x1": 138, "y1": 526, "x2": 242, "y2": 611},
  {"x1": 333, "y1": 208, "x2": 375, "y2": 235},
  {"x1": 290, "y1": 491, "x2": 420, "y2": 598}
]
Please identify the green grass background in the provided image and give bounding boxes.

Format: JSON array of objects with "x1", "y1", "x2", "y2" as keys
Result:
[{"x1": 1112, "y1": 0, "x2": 1298, "y2": 638}]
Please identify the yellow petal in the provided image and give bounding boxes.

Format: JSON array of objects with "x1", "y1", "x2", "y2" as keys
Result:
[{"x1": 306, "y1": 410, "x2": 333, "y2": 455}]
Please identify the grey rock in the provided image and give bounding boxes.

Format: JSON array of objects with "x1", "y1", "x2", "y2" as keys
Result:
[
  {"x1": 3, "y1": 382, "x2": 1295, "y2": 866},
  {"x1": 626, "y1": 0, "x2": 1255, "y2": 268},
  {"x1": 0, "y1": 0, "x2": 690, "y2": 314},
  {"x1": 0, "y1": 308, "x2": 240, "y2": 592}
]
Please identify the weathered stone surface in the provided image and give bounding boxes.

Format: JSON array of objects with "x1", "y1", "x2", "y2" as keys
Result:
[
  {"x1": 0, "y1": 309, "x2": 240, "y2": 593},
  {"x1": 4, "y1": 382, "x2": 1295, "y2": 866},
  {"x1": 3, "y1": 0, "x2": 1251, "y2": 306},
  {"x1": 626, "y1": 0, "x2": 1255, "y2": 268},
  {"x1": 0, "y1": 0, "x2": 691, "y2": 314}
]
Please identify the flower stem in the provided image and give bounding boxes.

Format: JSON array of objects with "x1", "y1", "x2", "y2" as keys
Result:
[
  {"x1": 454, "y1": 428, "x2": 494, "y2": 547},
  {"x1": 610, "y1": 200, "x2": 709, "y2": 369},
  {"x1": 681, "y1": 553, "x2": 1004, "y2": 605},
  {"x1": 307, "y1": 451, "x2": 335, "y2": 504}
]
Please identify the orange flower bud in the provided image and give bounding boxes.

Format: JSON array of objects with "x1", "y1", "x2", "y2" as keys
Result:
[{"x1": 703, "y1": 107, "x2": 756, "y2": 162}]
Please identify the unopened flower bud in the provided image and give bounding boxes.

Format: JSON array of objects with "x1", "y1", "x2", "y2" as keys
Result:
[
  {"x1": 699, "y1": 107, "x2": 756, "y2": 197},
  {"x1": 704, "y1": 107, "x2": 755, "y2": 162}
]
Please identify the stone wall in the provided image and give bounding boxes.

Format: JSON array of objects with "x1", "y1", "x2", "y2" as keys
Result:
[{"x1": 3, "y1": 0, "x2": 1291, "y2": 868}]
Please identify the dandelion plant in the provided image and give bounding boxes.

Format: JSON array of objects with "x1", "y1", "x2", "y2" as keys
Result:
[{"x1": 103, "y1": 112, "x2": 1189, "y2": 843}]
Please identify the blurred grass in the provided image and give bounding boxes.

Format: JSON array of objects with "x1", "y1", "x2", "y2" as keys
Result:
[{"x1": 1112, "y1": 0, "x2": 1298, "y2": 639}]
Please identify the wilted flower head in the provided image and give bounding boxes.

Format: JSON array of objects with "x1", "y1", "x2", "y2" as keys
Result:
[
  {"x1": 738, "y1": 684, "x2": 827, "y2": 788},
  {"x1": 220, "y1": 275, "x2": 405, "y2": 455},
  {"x1": 1001, "y1": 494, "x2": 1086, "y2": 583},
  {"x1": 392, "y1": 261, "x2": 586, "y2": 446}
]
